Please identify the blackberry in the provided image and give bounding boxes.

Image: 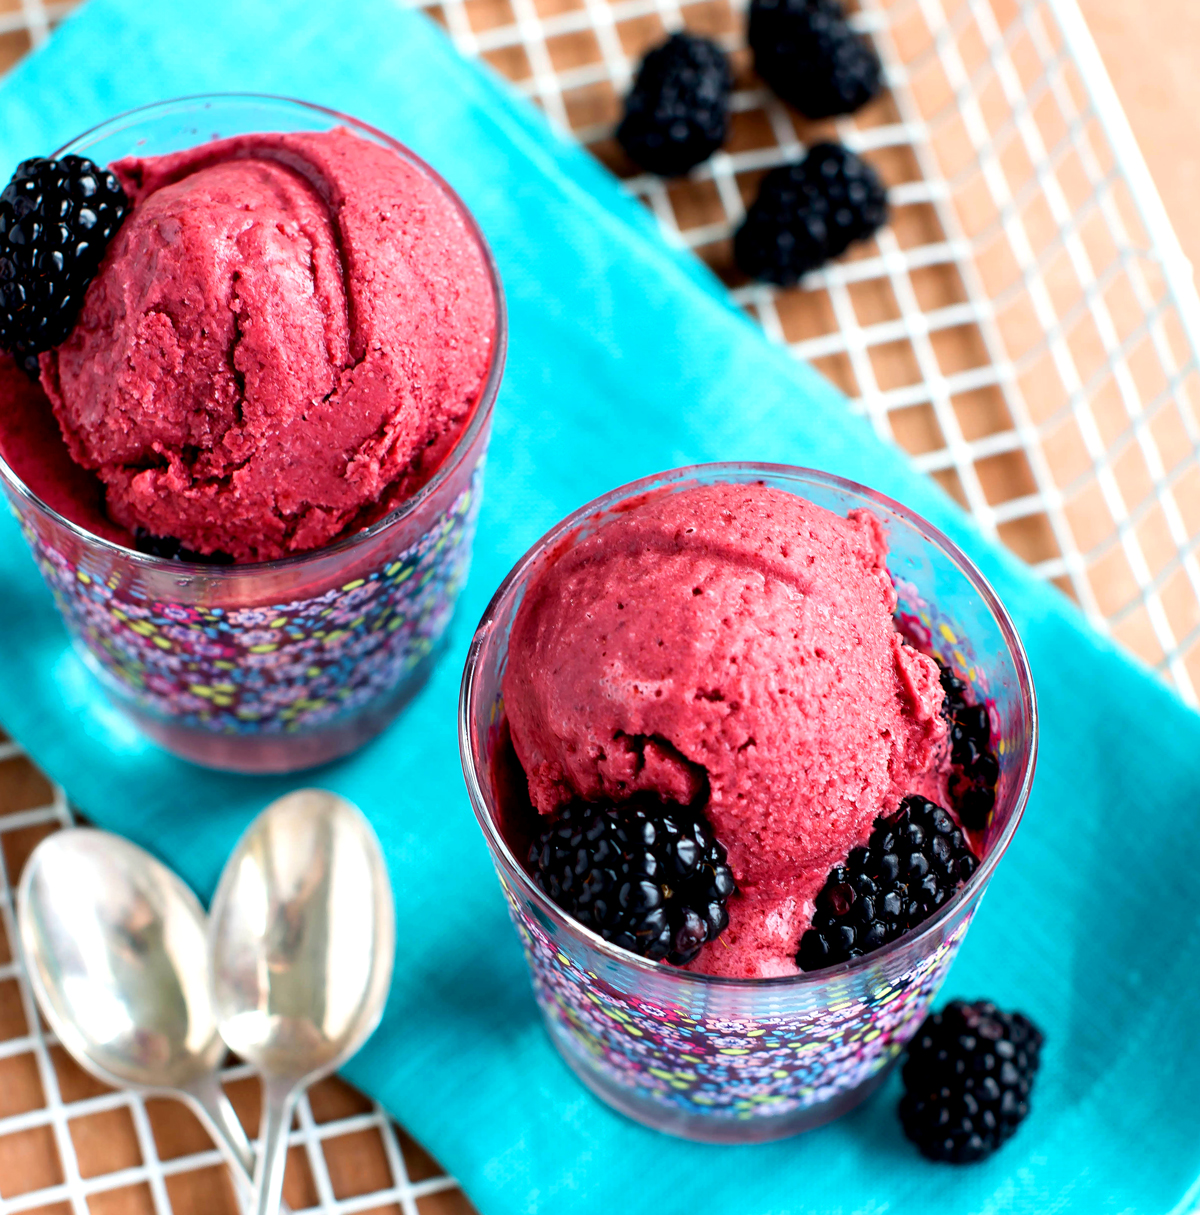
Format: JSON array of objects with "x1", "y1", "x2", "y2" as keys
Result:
[
  {"x1": 133, "y1": 528, "x2": 233, "y2": 565},
  {"x1": 733, "y1": 142, "x2": 887, "y2": 284},
  {"x1": 748, "y1": 0, "x2": 882, "y2": 118},
  {"x1": 937, "y1": 661, "x2": 1000, "y2": 831},
  {"x1": 0, "y1": 156, "x2": 129, "y2": 374},
  {"x1": 528, "y1": 795, "x2": 736, "y2": 965},
  {"x1": 899, "y1": 1000, "x2": 1044, "y2": 1163},
  {"x1": 617, "y1": 32, "x2": 733, "y2": 177},
  {"x1": 938, "y1": 662, "x2": 969, "y2": 719},
  {"x1": 796, "y1": 795, "x2": 977, "y2": 971}
]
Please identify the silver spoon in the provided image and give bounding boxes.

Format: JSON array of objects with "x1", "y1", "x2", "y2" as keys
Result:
[
  {"x1": 17, "y1": 828, "x2": 261, "y2": 1207},
  {"x1": 209, "y1": 789, "x2": 395, "y2": 1215}
]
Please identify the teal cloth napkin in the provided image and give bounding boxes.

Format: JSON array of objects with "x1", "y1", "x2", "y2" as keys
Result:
[{"x1": 1, "y1": 1, "x2": 1199, "y2": 1211}]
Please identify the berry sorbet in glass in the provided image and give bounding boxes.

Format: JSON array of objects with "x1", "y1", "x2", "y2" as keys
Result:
[
  {"x1": 0, "y1": 95, "x2": 506, "y2": 773},
  {"x1": 460, "y1": 464, "x2": 1035, "y2": 1141}
]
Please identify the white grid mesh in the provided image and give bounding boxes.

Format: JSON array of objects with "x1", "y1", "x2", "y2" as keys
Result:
[
  {"x1": 2, "y1": 0, "x2": 1200, "y2": 1207},
  {"x1": 406, "y1": 0, "x2": 1200, "y2": 704},
  {"x1": 0, "y1": 745, "x2": 464, "y2": 1214}
]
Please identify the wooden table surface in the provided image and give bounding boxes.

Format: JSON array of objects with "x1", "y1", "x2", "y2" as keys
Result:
[
  {"x1": 1079, "y1": 0, "x2": 1200, "y2": 280},
  {"x1": 1, "y1": 0, "x2": 1198, "y2": 1210}
]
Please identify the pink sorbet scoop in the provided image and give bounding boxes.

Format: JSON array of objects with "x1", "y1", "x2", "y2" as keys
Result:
[
  {"x1": 37, "y1": 128, "x2": 495, "y2": 563},
  {"x1": 502, "y1": 481, "x2": 948, "y2": 977}
]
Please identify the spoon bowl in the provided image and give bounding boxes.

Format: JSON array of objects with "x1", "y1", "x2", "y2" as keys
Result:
[
  {"x1": 210, "y1": 789, "x2": 395, "y2": 1215},
  {"x1": 17, "y1": 829, "x2": 261, "y2": 1200}
]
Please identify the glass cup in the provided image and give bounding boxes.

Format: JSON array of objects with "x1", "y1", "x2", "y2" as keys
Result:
[
  {"x1": 459, "y1": 464, "x2": 1036, "y2": 1143},
  {"x1": 0, "y1": 95, "x2": 506, "y2": 773}
]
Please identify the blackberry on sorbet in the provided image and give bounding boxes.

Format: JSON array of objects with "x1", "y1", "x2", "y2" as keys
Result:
[
  {"x1": 528, "y1": 795, "x2": 736, "y2": 965},
  {"x1": 938, "y1": 662, "x2": 969, "y2": 718},
  {"x1": 617, "y1": 32, "x2": 733, "y2": 177},
  {"x1": 899, "y1": 999, "x2": 1044, "y2": 1163},
  {"x1": 133, "y1": 528, "x2": 234, "y2": 565},
  {"x1": 0, "y1": 155, "x2": 129, "y2": 375},
  {"x1": 734, "y1": 142, "x2": 887, "y2": 284},
  {"x1": 796, "y1": 795, "x2": 977, "y2": 971},
  {"x1": 937, "y1": 661, "x2": 1000, "y2": 831},
  {"x1": 748, "y1": 0, "x2": 882, "y2": 118}
]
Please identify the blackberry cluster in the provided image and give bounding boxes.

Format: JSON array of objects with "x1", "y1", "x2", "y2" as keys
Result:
[
  {"x1": 899, "y1": 1000, "x2": 1044, "y2": 1163},
  {"x1": 617, "y1": 33, "x2": 733, "y2": 177},
  {"x1": 748, "y1": 0, "x2": 882, "y2": 118},
  {"x1": 734, "y1": 142, "x2": 887, "y2": 284},
  {"x1": 796, "y1": 795, "x2": 978, "y2": 971},
  {"x1": 0, "y1": 156, "x2": 129, "y2": 374},
  {"x1": 939, "y1": 663, "x2": 1000, "y2": 831},
  {"x1": 133, "y1": 528, "x2": 233, "y2": 565},
  {"x1": 528, "y1": 795, "x2": 736, "y2": 965}
]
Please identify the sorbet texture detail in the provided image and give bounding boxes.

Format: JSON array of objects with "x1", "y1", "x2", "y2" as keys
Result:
[
  {"x1": 502, "y1": 482, "x2": 947, "y2": 977},
  {"x1": 38, "y1": 128, "x2": 495, "y2": 562}
]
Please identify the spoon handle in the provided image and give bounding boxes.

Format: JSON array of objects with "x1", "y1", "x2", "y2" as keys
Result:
[
  {"x1": 254, "y1": 1077, "x2": 301, "y2": 1215},
  {"x1": 186, "y1": 1073, "x2": 256, "y2": 1171},
  {"x1": 183, "y1": 1074, "x2": 292, "y2": 1215}
]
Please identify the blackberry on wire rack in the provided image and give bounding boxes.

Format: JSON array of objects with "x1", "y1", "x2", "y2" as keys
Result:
[
  {"x1": 616, "y1": 32, "x2": 733, "y2": 177},
  {"x1": 0, "y1": 155, "x2": 129, "y2": 375},
  {"x1": 734, "y1": 142, "x2": 888, "y2": 284},
  {"x1": 748, "y1": 0, "x2": 882, "y2": 118}
]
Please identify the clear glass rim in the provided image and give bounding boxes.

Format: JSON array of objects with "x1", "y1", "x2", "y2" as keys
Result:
[
  {"x1": 459, "y1": 462, "x2": 1039, "y2": 991},
  {"x1": 0, "y1": 92, "x2": 508, "y2": 573}
]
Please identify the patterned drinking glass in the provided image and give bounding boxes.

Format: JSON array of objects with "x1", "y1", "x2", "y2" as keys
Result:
[
  {"x1": 0, "y1": 95, "x2": 506, "y2": 773},
  {"x1": 460, "y1": 463, "x2": 1036, "y2": 1143}
]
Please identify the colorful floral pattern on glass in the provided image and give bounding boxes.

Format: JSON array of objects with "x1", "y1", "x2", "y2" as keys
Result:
[
  {"x1": 15, "y1": 472, "x2": 482, "y2": 734},
  {"x1": 506, "y1": 883, "x2": 969, "y2": 1121}
]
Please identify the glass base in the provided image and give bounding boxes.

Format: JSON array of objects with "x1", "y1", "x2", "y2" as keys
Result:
[
  {"x1": 549, "y1": 1025, "x2": 896, "y2": 1144},
  {"x1": 87, "y1": 643, "x2": 443, "y2": 774}
]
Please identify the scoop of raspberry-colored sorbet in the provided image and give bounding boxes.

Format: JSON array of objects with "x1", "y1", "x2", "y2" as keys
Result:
[
  {"x1": 37, "y1": 128, "x2": 495, "y2": 562},
  {"x1": 502, "y1": 482, "x2": 947, "y2": 977}
]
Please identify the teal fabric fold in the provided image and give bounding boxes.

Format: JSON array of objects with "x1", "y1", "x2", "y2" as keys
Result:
[{"x1": 1, "y1": 2, "x2": 1198, "y2": 1212}]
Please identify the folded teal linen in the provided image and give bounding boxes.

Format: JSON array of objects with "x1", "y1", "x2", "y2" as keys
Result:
[{"x1": 1, "y1": 1, "x2": 1198, "y2": 1211}]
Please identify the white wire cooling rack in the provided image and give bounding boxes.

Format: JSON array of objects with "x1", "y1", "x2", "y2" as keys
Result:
[
  {"x1": 405, "y1": 0, "x2": 1200, "y2": 706},
  {"x1": 2, "y1": 0, "x2": 1200, "y2": 1209},
  {"x1": 0, "y1": 739, "x2": 466, "y2": 1214}
]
